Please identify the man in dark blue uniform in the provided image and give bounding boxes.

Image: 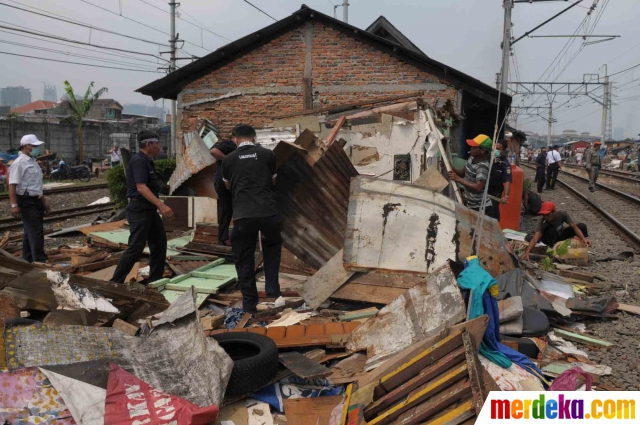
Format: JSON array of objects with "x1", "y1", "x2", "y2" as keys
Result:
[
  {"x1": 111, "y1": 130, "x2": 174, "y2": 284},
  {"x1": 534, "y1": 147, "x2": 547, "y2": 193},
  {"x1": 210, "y1": 137, "x2": 237, "y2": 245},
  {"x1": 222, "y1": 125, "x2": 281, "y2": 314},
  {"x1": 487, "y1": 139, "x2": 512, "y2": 221}
]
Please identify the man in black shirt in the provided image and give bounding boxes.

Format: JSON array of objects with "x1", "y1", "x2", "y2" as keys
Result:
[
  {"x1": 487, "y1": 139, "x2": 512, "y2": 221},
  {"x1": 210, "y1": 138, "x2": 237, "y2": 245},
  {"x1": 111, "y1": 130, "x2": 174, "y2": 284},
  {"x1": 222, "y1": 125, "x2": 281, "y2": 313},
  {"x1": 534, "y1": 147, "x2": 547, "y2": 193}
]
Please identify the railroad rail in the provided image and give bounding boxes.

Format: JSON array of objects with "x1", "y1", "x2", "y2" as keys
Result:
[
  {"x1": 0, "y1": 182, "x2": 108, "y2": 200},
  {"x1": 522, "y1": 164, "x2": 640, "y2": 250},
  {"x1": 562, "y1": 163, "x2": 640, "y2": 184},
  {"x1": 0, "y1": 203, "x2": 114, "y2": 231}
]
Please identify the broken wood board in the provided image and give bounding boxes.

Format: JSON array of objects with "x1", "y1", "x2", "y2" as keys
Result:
[
  {"x1": 553, "y1": 328, "x2": 614, "y2": 349},
  {"x1": 558, "y1": 270, "x2": 595, "y2": 283},
  {"x1": 340, "y1": 307, "x2": 378, "y2": 322},
  {"x1": 412, "y1": 166, "x2": 449, "y2": 192},
  {"x1": 327, "y1": 353, "x2": 367, "y2": 385},
  {"x1": 201, "y1": 314, "x2": 225, "y2": 331},
  {"x1": 300, "y1": 249, "x2": 354, "y2": 309},
  {"x1": 284, "y1": 396, "x2": 343, "y2": 425},
  {"x1": 617, "y1": 303, "x2": 640, "y2": 315},
  {"x1": 330, "y1": 283, "x2": 406, "y2": 305},
  {"x1": 343, "y1": 176, "x2": 515, "y2": 277},
  {"x1": 125, "y1": 262, "x2": 140, "y2": 283},
  {"x1": 86, "y1": 265, "x2": 117, "y2": 281},
  {"x1": 79, "y1": 220, "x2": 126, "y2": 235},
  {"x1": 278, "y1": 351, "x2": 331, "y2": 379},
  {"x1": 347, "y1": 264, "x2": 466, "y2": 365}
]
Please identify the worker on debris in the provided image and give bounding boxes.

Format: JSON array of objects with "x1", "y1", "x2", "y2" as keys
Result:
[
  {"x1": 546, "y1": 145, "x2": 562, "y2": 190},
  {"x1": 522, "y1": 179, "x2": 542, "y2": 216},
  {"x1": 111, "y1": 130, "x2": 174, "y2": 284},
  {"x1": 222, "y1": 125, "x2": 281, "y2": 314},
  {"x1": 584, "y1": 141, "x2": 602, "y2": 192},
  {"x1": 487, "y1": 139, "x2": 512, "y2": 221},
  {"x1": 210, "y1": 136, "x2": 237, "y2": 246},
  {"x1": 521, "y1": 201, "x2": 590, "y2": 261},
  {"x1": 446, "y1": 134, "x2": 494, "y2": 217},
  {"x1": 8, "y1": 135, "x2": 50, "y2": 263},
  {"x1": 534, "y1": 147, "x2": 547, "y2": 193}
]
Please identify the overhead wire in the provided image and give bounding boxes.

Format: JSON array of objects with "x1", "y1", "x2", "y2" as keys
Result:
[
  {"x1": 0, "y1": 50, "x2": 164, "y2": 72},
  {"x1": 243, "y1": 0, "x2": 278, "y2": 22}
]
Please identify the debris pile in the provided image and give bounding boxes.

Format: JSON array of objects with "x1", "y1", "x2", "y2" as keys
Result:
[{"x1": 0, "y1": 100, "x2": 632, "y2": 424}]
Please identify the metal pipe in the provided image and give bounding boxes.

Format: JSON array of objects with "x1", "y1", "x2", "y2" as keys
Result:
[{"x1": 343, "y1": 0, "x2": 349, "y2": 23}]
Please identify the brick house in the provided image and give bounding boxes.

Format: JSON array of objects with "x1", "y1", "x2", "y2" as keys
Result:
[{"x1": 138, "y1": 5, "x2": 510, "y2": 157}]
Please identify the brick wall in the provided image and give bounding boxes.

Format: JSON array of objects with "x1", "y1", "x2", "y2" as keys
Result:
[{"x1": 180, "y1": 20, "x2": 459, "y2": 138}]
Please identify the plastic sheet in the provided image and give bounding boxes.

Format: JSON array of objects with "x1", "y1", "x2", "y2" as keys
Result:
[{"x1": 548, "y1": 367, "x2": 593, "y2": 391}]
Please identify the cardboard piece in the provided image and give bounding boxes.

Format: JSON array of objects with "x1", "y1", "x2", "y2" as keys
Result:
[{"x1": 412, "y1": 167, "x2": 449, "y2": 192}]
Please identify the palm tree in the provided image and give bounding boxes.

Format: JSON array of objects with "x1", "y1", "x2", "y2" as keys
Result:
[{"x1": 63, "y1": 81, "x2": 108, "y2": 162}]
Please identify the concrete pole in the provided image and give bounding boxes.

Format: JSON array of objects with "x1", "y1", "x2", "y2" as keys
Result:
[
  {"x1": 169, "y1": 1, "x2": 178, "y2": 159},
  {"x1": 343, "y1": 0, "x2": 349, "y2": 23},
  {"x1": 600, "y1": 64, "x2": 609, "y2": 145},
  {"x1": 547, "y1": 102, "x2": 553, "y2": 148},
  {"x1": 500, "y1": 0, "x2": 513, "y2": 94}
]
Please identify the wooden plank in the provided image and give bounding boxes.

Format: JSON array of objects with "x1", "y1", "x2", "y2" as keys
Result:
[
  {"x1": 367, "y1": 365, "x2": 469, "y2": 425},
  {"x1": 80, "y1": 220, "x2": 126, "y2": 235},
  {"x1": 87, "y1": 265, "x2": 118, "y2": 281},
  {"x1": 236, "y1": 313, "x2": 251, "y2": 329},
  {"x1": 558, "y1": 270, "x2": 595, "y2": 283},
  {"x1": 201, "y1": 314, "x2": 225, "y2": 331},
  {"x1": 347, "y1": 271, "x2": 425, "y2": 289},
  {"x1": 423, "y1": 399, "x2": 475, "y2": 425},
  {"x1": 125, "y1": 262, "x2": 140, "y2": 283},
  {"x1": 77, "y1": 257, "x2": 122, "y2": 272},
  {"x1": 300, "y1": 249, "x2": 354, "y2": 309},
  {"x1": 397, "y1": 380, "x2": 472, "y2": 425},
  {"x1": 326, "y1": 115, "x2": 347, "y2": 147},
  {"x1": 340, "y1": 307, "x2": 378, "y2": 322},
  {"x1": 617, "y1": 303, "x2": 640, "y2": 315},
  {"x1": 462, "y1": 331, "x2": 487, "y2": 415},
  {"x1": 112, "y1": 318, "x2": 139, "y2": 336},
  {"x1": 330, "y1": 283, "x2": 406, "y2": 305},
  {"x1": 278, "y1": 351, "x2": 332, "y2": 379},
  {"x1": 284, "y1": 396, "x2": 343, "y2": 425},
  {"x1": 426, "y1": 109, "x2": 463, "y2": 204},
  {"x1": 553, "y1": 328, "x2": 614, "y2": 348}
]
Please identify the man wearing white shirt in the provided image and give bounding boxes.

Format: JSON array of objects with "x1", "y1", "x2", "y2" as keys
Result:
[
  {"x1": 546, "y1": 145, "x2": 562, "y2": 190},
  {"x1": 8, "y1": 134, "x2": 51, "y2": 263}
]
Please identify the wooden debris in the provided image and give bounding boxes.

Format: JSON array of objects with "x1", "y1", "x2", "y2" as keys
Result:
[
  {"x1": 299, "y1": 249, "x2": 354, "y2": 310},
  {"x1": 553, "y1": 328, "x2": 614, "y2": 349},
  {"x1": 617, "y1": 303, "x2": 640, "y2": 316},
  {"x1": 413, "y1": 167, "x2": 449, "y2": 192},
  {"x1": 339, "y1": 307, "x2": 379, "y2": 322},
  {"x1": 236, "y1": 313, "x2": 251, "y2": 329},
  {"x1": 284, "y1": 396, "x2": 343, "y2": 425},
  {"x1": 79, "y1": 219, "x2": 126, "y2": 235},
  {"x1": 326, "y1": 115, "x2": 347, "y2": 146},
  {"x1": 558, "y1": 270, "x2": 595, "y2": 283},
  {"x1": 113, "y1": 318, "x2": 139, "y2": 336},
  {"x1": 278, "y1": 351, "x2": 331, "y2": 379},
  {"x1": 201, "y1": 314, "x2": 225, "y2": 331}
]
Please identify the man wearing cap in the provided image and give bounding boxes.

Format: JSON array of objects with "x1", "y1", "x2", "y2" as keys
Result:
[
  {"x1": 584, "y1": 142, "x2": 602, "y2": 192},
  {"x1": 546, "y1": 145, "x2": 562, "y2": 190},
  {"x1": 111, "y1": 130, "x2": 174, "y2": 284},
  {"x1": 521, "y1": 201, "x2": 590, "y2": 261},
  {"x1": 447, "y1": 134, "x2": 494, "y2": 217},
  {"x1": 8, "y1": 135, "x2": 50, "y2": 263}
]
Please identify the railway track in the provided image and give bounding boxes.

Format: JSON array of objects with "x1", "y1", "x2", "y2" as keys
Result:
[
  {"x1": 522, "y1": 164, "x2": 640, "y2": 250},
  {"x1": 0, "y1": 182, "x2": 108, "y2": 200},
  {"x1": 0, "y1": 203, "x2": 114, "y2": 231},
  {"x1": 563, "y1": 163, "x2": 640, "y2": 184}
]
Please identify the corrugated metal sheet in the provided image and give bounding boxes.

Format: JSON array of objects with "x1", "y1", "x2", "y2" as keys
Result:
[
  {"x1": 275, "y1": 140, "x2": 359, "y2": 270},
  {"x1": 168, "y1": 132, "x2": 217, "y2": 196}
]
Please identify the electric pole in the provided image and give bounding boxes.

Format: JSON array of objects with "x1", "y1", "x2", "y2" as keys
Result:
[
  {"x1": 547, "y1": 100, "x2": 554, "y2": 148},
  {"x1": 343, "y1": 0, "x2": 349, "y2": 23},
  {"x1": 169, "y1": 1, "x2": 178, "y2": 159},
  {"x1": 600, "y1": 64, "x2": 610, "y2": 144},
  {"x1": 500, "y1": 0, "x2": 513, "y2": 94}
]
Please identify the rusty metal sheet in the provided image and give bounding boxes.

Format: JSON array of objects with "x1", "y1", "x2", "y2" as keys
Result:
[
  {"x1": 343, "y1": 176, "x2": 515, "y2": 277},
  {"x1": 346, "y1": 264, "x2": 466, "y2": 366},
  {"x1": 169, "y1": 132, "x2": 217, "y2": 198},
  {"x1": 275, "y1": 139, "x2": 359, "y2": 270}
]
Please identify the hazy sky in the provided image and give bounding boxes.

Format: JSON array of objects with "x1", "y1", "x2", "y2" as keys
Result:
[{"x1": 1, "y1": 0, "x2": 638, "y2": 137}]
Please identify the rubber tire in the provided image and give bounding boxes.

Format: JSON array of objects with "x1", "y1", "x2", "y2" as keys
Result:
[
  {"x1": 78, "y1": 167, "x2": 91, "y2": 183},
  {"x1": 212, "y1": 332, "x2": 279, "y2": 395}
]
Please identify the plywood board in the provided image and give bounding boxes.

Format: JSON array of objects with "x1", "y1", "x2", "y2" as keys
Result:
[
  {"x1": 278, "y1": 351, "x2": 331, "y2": 379},
  {"x1": 79, "y1": 220, "x2": 126, "y2": 236},
  {"x1": 330, "y1": 283, "x2": 406, "y2": 305},
  {"x1": 284, "y1": 396, "x2": 343, "y2": 425},
  {"x1": 300, "y1": 249, "x2": 354, "y2": 309},
  {"x1": 413, "y1": 167, "x2": 449, "y2": 192},
  {"x1": 86, "y1": 265, "x2": 118, "y2": 282}
]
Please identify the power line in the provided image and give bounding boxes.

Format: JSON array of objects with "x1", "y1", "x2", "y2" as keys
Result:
[
  {"x1": 0, "y1": 50, "x2": 164, "y2": 72},
  {"x1": 0, "y1": 28, "x2": 161, "y2": 65},
  {"x1": 138, "y1": 0, "x2": 232, "y2": 43},
  {"x1": 1, "y1": 0, "x2": 169, "y2": 47},
  {"x1": 609, "y1": 62, "x2": 640, "y2": 78},
  {"x1": 243, "y1": 0, "x2": 277, "y2": 22},
  {"x1": 0, "y1": 39, "x2": 160, "y2": 70},
  {"x1": 76, "y1": 0, "x2": 207, "y2": 55},
  {"x1": 0, "y1": 22, "x2": 169, "y2": 61}
]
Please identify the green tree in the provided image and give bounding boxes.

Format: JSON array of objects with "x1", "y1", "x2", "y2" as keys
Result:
[{"x1": 63, "y1": 81, "x2": 108, "y2": 162}]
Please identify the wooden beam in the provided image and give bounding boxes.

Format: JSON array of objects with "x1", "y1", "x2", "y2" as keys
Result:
[
  {"x1": 326, "y1": 115, "x2": 346, "y2": 147},
  {"x1": 425, "y1": 109, "x2": 463, "y2": 204}
]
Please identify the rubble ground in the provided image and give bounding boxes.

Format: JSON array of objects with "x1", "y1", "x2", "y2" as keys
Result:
[
  {"x1": 523, "y1": 167, "x2": 640, "y2": 390},
  {"x1": 0, "y1": 187, "x2": 109, "y2": 219}
]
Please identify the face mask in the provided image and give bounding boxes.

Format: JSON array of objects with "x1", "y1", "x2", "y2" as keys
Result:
[
  {"x1": 30, "y1": 147, "x2": 40, "y2": 158},
  {"x1": 495, "y1": 150, "x2": 501, "y2": 157}
]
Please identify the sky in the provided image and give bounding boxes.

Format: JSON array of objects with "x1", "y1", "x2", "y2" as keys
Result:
[{"x1": 0, "y1": 0, "x2": 638, "y2": 138}]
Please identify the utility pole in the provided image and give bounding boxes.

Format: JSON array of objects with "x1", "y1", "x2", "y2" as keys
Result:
[
  {"x1": 600, "y1": 64, "x2": 609, "y2": 144},
  {"x1": 169, "y1": 1, "x2": 178, "y2": 159},
  {"x1": 343, "y1": 0, "x2": 349, "y2": 23},
  {"x1": 500, "y1": 0, "x2": 513, "y2": 94},
  {"x1": 547, "y1": 101, "x2": 553, "y2": 148}
]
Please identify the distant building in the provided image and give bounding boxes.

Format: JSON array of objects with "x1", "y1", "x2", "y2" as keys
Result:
[
  {"x1": 122, "y1": 113, "x2": 161, "y2": 126},
  {"x1": 11, "y1": 100, "x2": 57, "y2": 115},
  {"x1": 43, "y1": 84, "x2": 57, "y2": 102},
  {"x1": 0, "y1": 106, "x2": 10, "y2": 116},
  {"x1": 1, "y1": 86, "x2": 31, "y2": 109},
  {"x1": 614, "y1": 127, "x2": 624, "y2": 140},
  {"x1": 122, "y1": 103, "x2": 166, "y2": 120},
  {"x1": 56, "y1": 98, "x2": 124, "y2": 120}
]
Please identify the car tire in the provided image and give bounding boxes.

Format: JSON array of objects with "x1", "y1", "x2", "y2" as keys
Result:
[{"x1": 212, "y1": 332, "x2": 279, "y2": 395}]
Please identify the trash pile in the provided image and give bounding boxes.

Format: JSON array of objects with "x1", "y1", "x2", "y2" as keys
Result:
[{"x1": 0, "y1": 102, "x2": 632, "y2": 424}]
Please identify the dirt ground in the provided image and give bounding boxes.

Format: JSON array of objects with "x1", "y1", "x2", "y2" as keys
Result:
[{"x1": 523, "y1": 167, "x2": 640, "y2": 390}]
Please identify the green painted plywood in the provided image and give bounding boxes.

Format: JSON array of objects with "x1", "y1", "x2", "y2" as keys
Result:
[
  {"x1": 161, "y1": 289, "x2": 209, "y2": 307},
  {"x1": 89, "y1": 230, "x2": 191, "y2": 257}
]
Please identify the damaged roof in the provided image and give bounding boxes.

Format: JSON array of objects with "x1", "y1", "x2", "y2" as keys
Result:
[
  {"x1": 365, "y1": 16, "x2": 426, "y2": 56},
  {"x1": 136, "y1": 5, "x2": 508, "y2": 106}
]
